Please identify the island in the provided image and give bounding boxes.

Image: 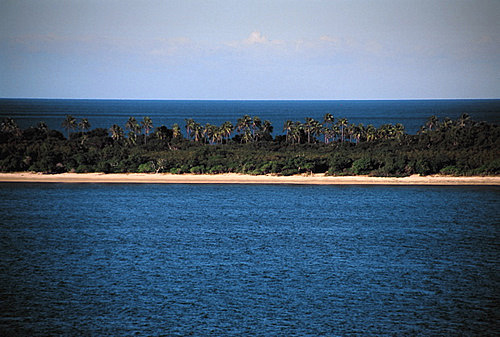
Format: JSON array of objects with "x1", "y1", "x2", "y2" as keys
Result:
[{"x1": 0, "y1": 113, "x2": 498, "y2": 183}]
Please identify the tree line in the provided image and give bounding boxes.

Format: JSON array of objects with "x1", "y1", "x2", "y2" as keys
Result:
[
  {"x1": 60, "y1": 113, "x2": 409, "y2": 146},
  {"x1": 0, "y1": 113, "x2": 498, "y2": 176}
]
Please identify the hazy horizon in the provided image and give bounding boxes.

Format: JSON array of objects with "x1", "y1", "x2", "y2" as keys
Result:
[{"x1": 2, "y1": 97, "x2": 499, "y2": 102}]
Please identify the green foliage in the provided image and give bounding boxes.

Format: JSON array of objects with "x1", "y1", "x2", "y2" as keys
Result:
[
  {"x1": 328, "y1": 153, "x2": 353, "y2": 174},
  {"x1": 96, "y1": 161, "x2": 113, "y2": 173},
  {"x1": 137, "y1": 162, "x2": 155, "y2": 173},
  {"x1": 479, "y1": 158, "x2": 500, "y2": 175},
  {"x1": 281, "y1": 168, "x2": 299, "y2": 176},
  {"x1": 0, "y1": 115, "x2": 498, "y2": 176},
  {"x1": 372, "y1": 155, "x2": 410, "y2": 177},
  {"x1": 352, "y1": 157, "x2": 375, "y2": 175},
  {"x1": 440, "y1": 165, "x2": 460, "y2": 176},
  {"x1": 170, "y1": 167, "x2": 181, "y2": 174},
  {"x1": 415, "y1": 158, "x2": 432, "y2": 176},
  {"x1": 190, "y1": 165, "x2": 205, "y2": 174}
]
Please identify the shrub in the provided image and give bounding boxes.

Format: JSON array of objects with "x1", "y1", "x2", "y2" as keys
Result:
[
  {"x1": 75, "y1": 164, "x2": 91, "y2": 173},
  {"x1": 280, "y1": 168, "x2": 298, "y2": 176},
  {"x1": 242, "y1": 162, "x2": 256, "y2": 173},
  {"x1": 440, "y1": 165, "x2": 460, "y2": 176},
  {"x1": 302, "y1": 162, "x2": 315, "y2": 173},
  {"x1": 479, "y1": 158, "x2": 500, "y2": 175},
  {"x1": 260, "y1": 161, "x2": 274, "y2": 174},
  {"x1": 137, "y1": 162, "x2": 154, "y2": 173},
  {"x1": 249, "y1": 169, "x2": 262, "y2": 175},
  {"x1": 328, "y1": 154, "x2": 352, "y2": 173},
  {"x1": 415, "y1": 158, "x2": 432, "y2": 176},
  {"x1": 352, "y1": 157, "x2": 374, "y2": 175},
  {"x1": 170, "y1": 167, "x2": 181, "y2": 174},
  {"x1": 385, "y1": 156, "x2": 407, "y2": 174},
  {"x1": 209, "y1": 165, "x2": 225, "y2": 174},
  {"x1": 190, "y1": 165, "x2": 205, "y2": 174},
  {"x1": 96, "y1": 161, "x2": 113, "y2": 173}
]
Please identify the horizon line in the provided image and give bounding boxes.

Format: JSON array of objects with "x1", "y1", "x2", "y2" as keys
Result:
[{"x1": 1, "y1": 97, "x2": 499, "y2": 101}]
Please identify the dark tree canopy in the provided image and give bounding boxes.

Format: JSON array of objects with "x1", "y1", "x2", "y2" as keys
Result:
[{"x1": 0, "y1": 114, "x2": 498, "y2": 176}]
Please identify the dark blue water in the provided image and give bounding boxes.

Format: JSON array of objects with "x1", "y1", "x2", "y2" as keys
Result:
[
  {"x1": 1, "y1": 183, "x2": 499, "y2": 336},
  {"x1": 1, "y1": 99, "x2": 499, "y2": 134}
]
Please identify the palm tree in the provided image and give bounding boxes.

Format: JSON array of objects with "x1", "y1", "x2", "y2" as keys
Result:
[
  {"x1": 425, "y1": 115, "x2": 439, "y2": 131},
  {"x1": 214, "y1": 126, "x2": 223, "y2": 144},
  {"x1": 337, "y1": 118, "x2": 348, "y2": 142},
  {"x1": 353, "y1": 124, "x2": 365, "y2": 144},
  {"x1": 365, "y1": 124, "x2": 377, "y2": 142},
  {"x1": 125, "y1": 117, "x2": 139, "y2": 144},
  {"x1": 377, "y1": 124, "x2": 394, "y2": 140},
  {"x1": 185, "y1": 118, "x2": 195, "y2": 140},
  {"x1": 237, "y1": 115, "x2": 252, "y2": 143},
  {"x1": 457, "y1": 113, "x2": 470, "y2": 128},
  {"x1": 237, "y1": 115, "x2": 250, "y2": 131},
  {"x1": 261, "y1": 120, "x2": 273, "y2": 140},
  {"x1": 0, "y1": 117, "x2": 21, "y2": 137},
  {"x1": 1, "y1": 117, "x2": 17, "y2": 132},
  {"x1": 332, "y1": 124, "x2": 340, "y2": 142},
  {"x1": 36, "y1": 121, "x2": 49, "y2": 138},
  {"x1": 192, "y1": 122, "x2": 203, "y2": 142},
  {"x1": 110, "y1": 124, "x2": 124, "y2": 142},
  {"x1": 322, "y1": 126, "x2": 332, "y2": 144},
  {"x1": 221, "y1": 121, "x2": 234, "y2": 142},
  {"x1": 141, "y1": 117, "x2": 153, "y2": 144},
  {"x1": 310, "y1": 119, "x2": 323, "y2": 143},
  {"x1": 439, "y1": 117, "x2": 453, "y2": 131},
  {"x1": 346, "y1": 123, "x2": 356, "y2": 142},
  {"x1": 172, "y1": 123, "x2": 181, "y2": 138},
  {"x1": 283, "y1": 120, "x2": 293, "y2": 143},
  {"x1": 37, "y1": 121, "x2": 48, "y2": 132},
  {"x1": 241, "y1": 129, "x2": 252, "y2": 143},
  {"x1": 394, "y1": 123, "x2": 405, "y2": 141},
  {"x1": 125, "y1": 117, "x2": 137, "y2": 133},
  {"x1": 323, "y1": 113, "x2": 334, "y2": 127},
  {"x1": 155, "y1": 126, "x2": 169, "y2": 140},
  {"x1": 62, "y1": 115, "x2": 77, "y2": 139},
  {"x1": 291, "y1": 121, "x2": 304, "y2": 144},
  {"x1": 322, "y1": 113, "x2": 334, "y2": 143},
  {"x1": 78, "y1": 118, "x2": 91, "y2": 133},
  {"x1": 202, "y1": 124, "x2": 210, "y2": 144},
  {"x1": 203, "y1": 123, "x2": 218, "y2": 144},
  {"x1": 417, "y1": 125, "x2": 426, "y2": 135},
  {"x1": 252, "y1": 116, "x2": 262, "y2": 141},
  {"x1": 76, "y1": 118, "x2": 91, "y2": 144},
  {"x1": 304, "y1": 117, "x2": 314, "y2": 143}
]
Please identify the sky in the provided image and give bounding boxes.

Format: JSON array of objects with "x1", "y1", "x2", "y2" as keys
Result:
[{"x1": 0, "y1": 0, "x2": 499, "y2": 100}]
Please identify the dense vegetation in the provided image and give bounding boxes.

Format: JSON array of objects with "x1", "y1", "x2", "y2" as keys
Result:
[{"x1": 0, "y1": 113, "x2": 498, "y2": 176}]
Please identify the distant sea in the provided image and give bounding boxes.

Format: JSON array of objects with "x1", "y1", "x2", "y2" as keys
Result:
[{"x1": 1, "y1": 99, "x2": 499, "y2": 134}]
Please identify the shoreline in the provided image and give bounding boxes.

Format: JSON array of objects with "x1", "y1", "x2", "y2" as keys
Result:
[{"x1": 0, "y1": 172, "x2": 499, "y2": 185}]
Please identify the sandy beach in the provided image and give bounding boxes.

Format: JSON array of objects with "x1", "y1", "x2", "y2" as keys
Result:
[{"x1": 0, "y1": 172, "x2": 499, "y2": 185}]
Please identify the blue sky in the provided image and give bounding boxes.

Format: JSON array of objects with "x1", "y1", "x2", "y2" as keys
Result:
[{"x1": 1, "y1": 0, "x2": 499, "y2": 99}]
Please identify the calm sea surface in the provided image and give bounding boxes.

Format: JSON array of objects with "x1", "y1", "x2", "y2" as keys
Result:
[
  {"x1": 0, "y1": 183, "x2": 499, "y2": 336},
  {"x1": 1, "y1": 99, "x2": 499, "y2": 134}
]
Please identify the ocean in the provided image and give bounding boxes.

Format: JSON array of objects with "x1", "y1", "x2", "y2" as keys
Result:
[
  {"x1": 0, "y1": 183, "x2": 499, "y2": 335},
  {"x1": 1, "y1": 99, "x2": 499, "y2": 134}
]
